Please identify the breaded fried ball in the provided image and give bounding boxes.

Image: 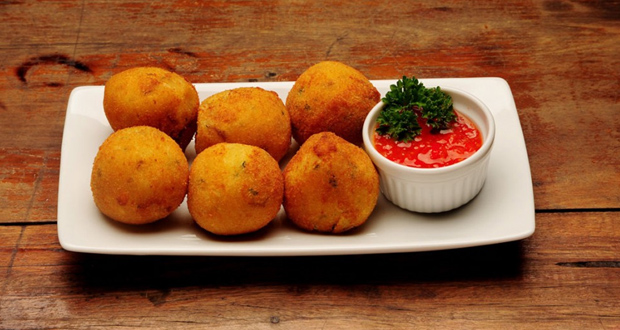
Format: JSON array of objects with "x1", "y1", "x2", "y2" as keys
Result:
[
  {"x1": 188, "y1": 143, "x2": 284, "y2": 236},
  {"x1": 285, "y1": 61, "x2": 380, "y2": 145},
  {"x1": 195, "y1": 87, "x2": 291, "y2": 161},
  {"x1": 283, "y1": 132, "x2": 380, "y2": 233},
  {"x1": 91, "y1": 126, "x2": 189, "y2": 225},
  {"x1": 103, "y1": 66, "x2": 199, "y2": 150}
]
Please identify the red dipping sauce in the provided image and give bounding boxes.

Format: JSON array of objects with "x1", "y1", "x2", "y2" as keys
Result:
[{"x1": 373, "y1": 110, "x2": 483, "y2": 168}]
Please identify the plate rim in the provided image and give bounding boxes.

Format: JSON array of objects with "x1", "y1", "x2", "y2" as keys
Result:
[{"x1": 57, "y1": 77, "x2": 535, "y2": 256}]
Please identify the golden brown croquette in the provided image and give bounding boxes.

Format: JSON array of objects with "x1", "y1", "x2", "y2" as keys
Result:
[
  {"x1": 283, "y1": 132, "x2": 380, "y2": 233},
  {"x1": 103, "y1": 66, "x2": 199, "y2": 150},
  {"x1": 90, "y1": 126, "x2": 189, "y2": 224},
  {"x1": 188, "y1": 143, "x2": 284, "y2": 236},
  {"x1": 195, "y1": 87, "x2": 291, "y2": 161},
  {"x1": 285, "y1": 61, "x2": 380, "y2": 145}
]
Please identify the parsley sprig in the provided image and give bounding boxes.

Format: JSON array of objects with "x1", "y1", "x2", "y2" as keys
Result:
[{"x1": 376, "y1": 76, "x2": 456, "y2": 142}]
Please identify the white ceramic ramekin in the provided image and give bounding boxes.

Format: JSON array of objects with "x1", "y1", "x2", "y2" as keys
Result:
[{"x1": 362, "y1": 87, "x2": 496, "y2": 213}]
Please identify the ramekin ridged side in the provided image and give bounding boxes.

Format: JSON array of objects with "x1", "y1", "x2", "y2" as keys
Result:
[{"x1": 376, "y1": 150, "x2": 492, "y2": 213}]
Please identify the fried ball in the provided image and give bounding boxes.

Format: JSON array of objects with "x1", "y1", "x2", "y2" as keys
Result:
[
  {"x1": 285, "y1": 61, "x2": 380, "y2": 145},
  {"x1": 283, "y1": 132, "x2": 380, "y2": 233},
  {"x1": 91, "y1": 126, "x2": 189, "y2": 225},
  {"x1": 195, "y1": 87, "x2": 291, "y2": 161},
  {"x1": 103, "y1": 66, "x2": 199, "y2": 150},
  {"x1": 188, "y1": 143, "x2": 284, "y2": 236}
]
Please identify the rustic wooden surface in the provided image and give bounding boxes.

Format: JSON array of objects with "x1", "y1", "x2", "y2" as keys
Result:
[{"x1": 1, "y1": 0, "x2": 619, "y2": 329}]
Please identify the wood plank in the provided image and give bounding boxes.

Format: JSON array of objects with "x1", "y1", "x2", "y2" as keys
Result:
[
  {"x1": 1, "y1": 2, "x2": 619, "y2": 329},
  {"x1": 0, "y1": 1, "x2": 617, "y2": 224},
  {"x1": 0, "y1": 149, "x2": 60, "y2": 223},
  {"x1": 0, "y1": 1, "x2": 82, "y2": 47},
  {"x1": 0, "y1": 212, "x2": 618, "y2": 329},
  {"x1": 0, "y1": 226, "x2": 22, "y2": 268}
]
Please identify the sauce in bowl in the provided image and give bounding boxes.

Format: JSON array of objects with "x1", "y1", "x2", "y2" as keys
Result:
[{"x1": 373, "y1": 110, "x2": 482, "y2": 168}]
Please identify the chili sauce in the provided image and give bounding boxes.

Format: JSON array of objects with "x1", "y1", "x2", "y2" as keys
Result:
[{"x1": 373, "y1": 110, "x2": 482, "y2": 168}]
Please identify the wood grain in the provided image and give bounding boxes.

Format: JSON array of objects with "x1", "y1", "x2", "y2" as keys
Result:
[
  {"x1": 0, "y1": 1, "x2": 619, "y2": 328},
  {"x1": 1, "y1": 1, "x2": 618, "y2": 223},
  {"x1": 1, "y1": 212, "x2": 618, "y2": 329}
]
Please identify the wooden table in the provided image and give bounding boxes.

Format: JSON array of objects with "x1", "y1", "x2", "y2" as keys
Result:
[{"x1": 1, "y1": 1, "x2": 618, "y2": 329}]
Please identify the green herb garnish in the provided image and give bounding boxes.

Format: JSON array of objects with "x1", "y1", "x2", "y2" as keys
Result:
[{"x1": 376, "y1": 76, "x2": 456, "y2": 142}]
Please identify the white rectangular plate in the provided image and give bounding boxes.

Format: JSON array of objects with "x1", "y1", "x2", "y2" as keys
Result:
[{"x1": 58, "y1": 78, "x2": 535, "y2": 256}]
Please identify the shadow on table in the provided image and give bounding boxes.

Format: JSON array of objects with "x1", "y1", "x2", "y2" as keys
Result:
[{"x1": 66, "y1": 241, "x2": 525, "y2": 290}]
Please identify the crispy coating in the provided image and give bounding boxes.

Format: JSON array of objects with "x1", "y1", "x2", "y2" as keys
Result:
[
  {"x1": 283, "y1": 132, "x2": 380, "y2": 233},
  {"x1": 285, "y1": 61, "x2": 380, "y2": 145},
  {"x1": 188, "y1": 143, "x2": 284, "y2": 236},
  {"x1": 90, "y1": 126, "x2": 189, "y2": 225},
  {"x1": 103, "y1": 66, "x2": 199, "y2": 150},
  {"x1": 195, "y1": 87, "x2": 291, "y2": 161}
]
